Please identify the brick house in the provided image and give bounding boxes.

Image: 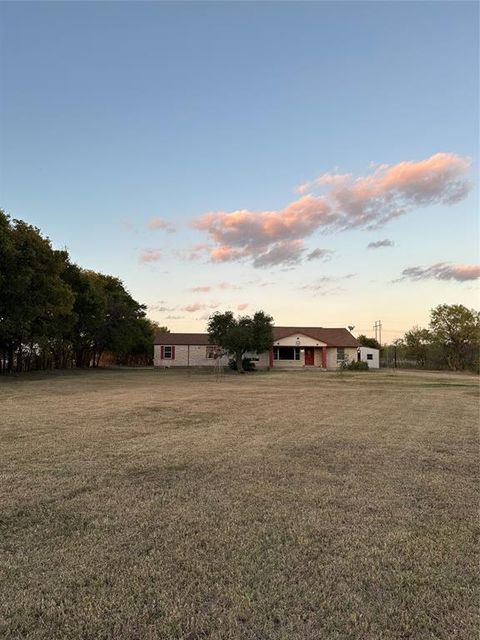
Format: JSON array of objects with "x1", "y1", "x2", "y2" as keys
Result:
[{"x1": 154, "y1": 327, "x2": 359, "y2": 370}]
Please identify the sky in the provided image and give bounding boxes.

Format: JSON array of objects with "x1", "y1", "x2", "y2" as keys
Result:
[{"x1": 1, "y1": 1, "x2": 478, "y2": 341}]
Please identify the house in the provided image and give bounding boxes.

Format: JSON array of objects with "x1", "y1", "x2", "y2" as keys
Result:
[
  {"x1": 358, "y1": 346, "x2": 380, "y2": 369},
  {"x1": 154, "y1": 327, "x2": 359, "y2": 370}
]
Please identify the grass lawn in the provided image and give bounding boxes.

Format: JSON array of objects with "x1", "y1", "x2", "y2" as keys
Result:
[{"x1": 0, "y1": 368, "x2": 478, "y2": 639}]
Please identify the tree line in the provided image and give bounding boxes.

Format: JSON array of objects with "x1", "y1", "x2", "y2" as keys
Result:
[
  {"x1": 0, "y1": 210, "x2": 165, "y2": 373},
  {"x1": 360, "y1": 304, "x2": 480, "y2": 372}
]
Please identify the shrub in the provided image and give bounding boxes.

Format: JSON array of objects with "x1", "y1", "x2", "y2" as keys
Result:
[
  {"x1": 229, "y1": 357, "x2": 256, "y2": 372},
  {"x1": 345, "y1": 360, "x2": 369, "y2": 371}
]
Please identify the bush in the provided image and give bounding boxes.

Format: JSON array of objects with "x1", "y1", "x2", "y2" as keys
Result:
[
  {"x1": 342, "y1": 360, "x2": 369, "y2": 371},
  {"x1": 228, "y1": 357, "x2": 256, "y2": 372}
]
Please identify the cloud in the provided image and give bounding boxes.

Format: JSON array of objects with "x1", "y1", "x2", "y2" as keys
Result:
[
  {"x1": 367, "y1": 238, "x2": 395, "y2": 250},
  {"x1": 190, "y1": 153, "x2": 471, "y2": 267},
  {"x1": 189, "y1": 281, "x2": 241, "y2": 293},
  {"x1": 190, "y1": 286, "x2": 212, "y2": 293},
  {"x1": 306, "y1": 248, "x2": 334, "y2": 261},
  {"x1": 166, "y1": 315, "x2": 185, "y2": 320},
  {"x1": 138, "y1": 249, "x2": 162, "y2": 263},
  {"x1": 296, "y1": 172, "x2": 351, "y2": 194},
  {"x1": 148, "y1": 304, "x2": 175, "y2": 312},
  {"x1": 183, "y1": 303, "x2": 204, "y2": 312},
  {"x1": 218, "y1": 281, "x2": 241, "y2": 290},
  {"x1": 182, "y1": 302, "x2": 220, "y2": 313},
  {"x1": 237, "y1": 303, "x2": 249, "y2": 311},
  {"x1": 147, "y1": 217, "x2": 176, "y2": 232},
  {"x1": 252, "y1": 239, "x2": 306, "y2": 268},
  {"x1": 300, "y1": 274, "x2": 356, "y2": 293},
  {"x1": 395, "y1": 262, "x2": 480, "y2": 283},
  {"x1": 185, "y1": 243, "x2": 210, "y2": 261}
]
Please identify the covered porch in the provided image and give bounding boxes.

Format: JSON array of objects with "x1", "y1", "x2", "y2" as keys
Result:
[{"x1": 270, "y1": 333, "x2": 328, "y2": 369}]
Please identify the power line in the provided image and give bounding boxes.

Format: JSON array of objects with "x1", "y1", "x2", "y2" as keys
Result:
[{"x1": 373, "y1": 320, "x2": 382, "y2": 345}]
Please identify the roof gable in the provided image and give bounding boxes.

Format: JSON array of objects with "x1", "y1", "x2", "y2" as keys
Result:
[{"x1": 273, "y1": 327, "x2": 359, "y2": 347}]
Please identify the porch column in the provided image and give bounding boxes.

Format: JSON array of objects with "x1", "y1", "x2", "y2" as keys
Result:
[{"x1": 321, "y1": 346, "x2": 327, "y2": 369}]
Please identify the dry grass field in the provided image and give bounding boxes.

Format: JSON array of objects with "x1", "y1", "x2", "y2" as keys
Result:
[{"x1": 0, "y1": 368, "x2": 478, "y2": 640}]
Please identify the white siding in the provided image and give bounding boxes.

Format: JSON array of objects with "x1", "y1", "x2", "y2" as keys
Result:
[
  {"x1": 359, "y1": 347, "x2": 380, "y2": 368},
  {"x1": 274, "y1": 333, "x2": 327, "y2": 347}
]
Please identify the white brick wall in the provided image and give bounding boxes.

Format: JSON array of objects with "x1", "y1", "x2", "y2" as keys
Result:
[
  {"x1": 326, "y1": 347, "x2": 358, "y2": 369},
  {"x1": 154, "y1": 344, "x2": 357, "y2": 370},
  {"x1": 154, "y1": 344, "x2": 229, "y2": 368}
]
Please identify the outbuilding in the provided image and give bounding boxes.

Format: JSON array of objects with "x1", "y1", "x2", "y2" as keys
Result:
[{"x1": 358, "y1": 346, "x2": 380, "y2": 368}]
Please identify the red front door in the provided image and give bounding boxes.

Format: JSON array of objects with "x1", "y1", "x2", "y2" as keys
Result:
[{"x1": 304, "y1": 347, "x2": 315, "y2": 366}]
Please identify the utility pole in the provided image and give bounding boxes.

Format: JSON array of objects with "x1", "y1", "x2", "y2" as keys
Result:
[{"x1": 373, "y1": 320, "x2": 382, "y2": 345}]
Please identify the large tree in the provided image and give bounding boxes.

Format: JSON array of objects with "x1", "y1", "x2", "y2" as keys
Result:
[
  {"x1": 207, "y1": 310, "x2": 274, "y2": 373},
  {"x1": 429, "y1": 304, "x2": 480, "y2": 371},
  {"x1": 0, "y1": 211, "x2": 74, "y2": 372},
  {"x1": 0, "y1": 209, "x2": 158, "y2": 372}
]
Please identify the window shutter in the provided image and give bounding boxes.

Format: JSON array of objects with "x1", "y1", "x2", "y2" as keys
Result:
[
  {"x1": 172, "y1": 346, "x2": 176, "y2": 360},
  {"x1": 161, "y1": 345, "x2": 164, "y2": 359}
]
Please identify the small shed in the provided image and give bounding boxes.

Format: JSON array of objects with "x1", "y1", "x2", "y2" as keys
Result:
[{"x1": 358, "y1": 346, "x2": 380, "y2": 369}]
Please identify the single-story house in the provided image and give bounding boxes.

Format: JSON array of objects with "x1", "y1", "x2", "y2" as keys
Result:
[
  {"x1": 154, "y1": 327, "x2": 359, "y2": 370},
  {"x1": 358, "y1": 346, "x2": 380, "y2": 368}
]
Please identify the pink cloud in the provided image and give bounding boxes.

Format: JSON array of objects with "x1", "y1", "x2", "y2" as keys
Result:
[
  {"x1": 218, "y1": 281, "x2": 241, "y2": 290},
  {"x1": 147, "y1": 217, "x2": 176, "y2": 232},
  {"x1": 182, "y1": 302, "x2": 220, "y2": 312},
  {"x1": 296, "y1": 172, "x2": 351, "y2": 194},
  {"x1": 190, "y1": 153, "x2": 471, "y2": 267},
  {"x1": 396, "y1": 262, "x2": 480, "y2": 283},
  {"x1": 237, "y1": 303, "x2": 249, "y2": 311},
  {"x1": 189, "y1": 282, "x2": 241, "y2": 293},
  {"x1": 184, "y1": 243, "x2": 210, "y2": 261},
  {"x1": 183, "y1": 303, "x2": 205, "y2": 312},
  {"x1": 138, "y1": 249, "x2": 162, "y2": 263},
  {"x1": 190, "y1": 286, "x2": 212, "y2": 293}
]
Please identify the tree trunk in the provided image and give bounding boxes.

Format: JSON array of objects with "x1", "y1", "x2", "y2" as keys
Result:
[{"x1": 235, "y1": 353, "x2": 244, "y2": 373}]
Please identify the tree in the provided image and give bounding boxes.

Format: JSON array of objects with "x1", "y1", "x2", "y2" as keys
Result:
[
  {"x1": 403, "y1": 326, "x2": 432, "y2": 368},
  {"x1": 0, "y1": 211, "x2": 74, "y2": 372},
  {"x1": 207, "y1": 310, "x2": 274, "y2": 373},
  {"x1": 0, "y1": 209, "x2": 156, "y2": 373},
  {"x1": 429, "y1": 304, "x2": 480, "y2": 371},
  {"x1": 357, "y1": 334, "x2": 380, "y2": 349}
]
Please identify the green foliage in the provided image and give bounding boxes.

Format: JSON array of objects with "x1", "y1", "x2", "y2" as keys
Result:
[
  {"x1": 346, "y1": 360, "x2": 369, "y2": 371},
  {"x1": 357, "y1": 334, "x2": 380, "y2": 349},
  {"x1": 207, "y1": 310, "x2": 273, "y2": 373},
  {"x1": 429, "y1": 304, "x2": 480, "y2": 371},
  {"x1": 228, "y1": 357, "x2": 256, "y2": 372},
  {"x1": 393, "y1": 304, "x2": 480, "y2": 372},
  {"x1": 403, "y1": 326, "x2": 432, "y2": 367},
  {"x1": 0, "y1": 209, "x2": 159, "y2": 372}
]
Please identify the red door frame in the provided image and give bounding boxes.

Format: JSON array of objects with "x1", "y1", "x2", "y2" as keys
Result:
[{"x1": 304, "y1": 347, "x2": 315, "y2": 366}]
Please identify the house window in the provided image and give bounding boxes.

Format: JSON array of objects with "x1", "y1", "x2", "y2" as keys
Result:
[
  {"x1": 367, "y1": 353, "x2": 373, "y2": 360},
  {"x1": 206, "y1": 345, "x2": 216, "y2": 359},
  {"x1": 336, "y1": 347, "x2": 345, "y2": 361},
  {"x1": 163, "y1": 346, "x2": 173, "y2": 359},
  {"x1": 273, "y1": 347, "x2": 301, "y2": 360}
]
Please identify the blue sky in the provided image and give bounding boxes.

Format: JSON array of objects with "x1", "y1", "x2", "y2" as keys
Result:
[{"x1": 1, "y1": 1, "x2": 478, "y2": 339}]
